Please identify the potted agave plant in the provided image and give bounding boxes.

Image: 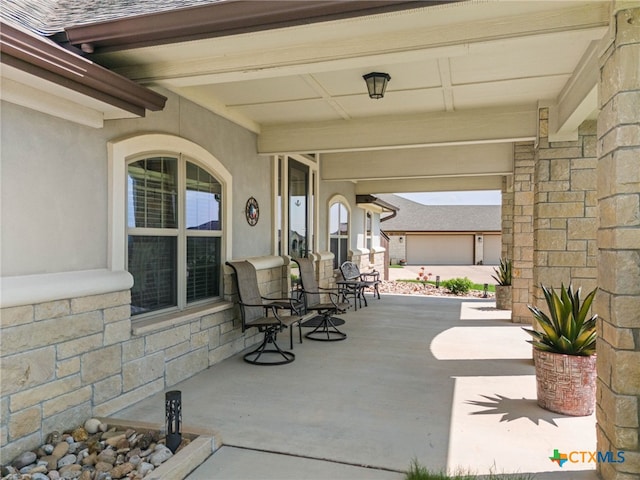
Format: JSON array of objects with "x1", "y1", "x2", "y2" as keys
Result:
[
  {"x1": 491, "y1": 258, "x2": 512, "y2": 310},
  {"x1": 523, "y1": 284, "x2": 597, "y2": 416}
]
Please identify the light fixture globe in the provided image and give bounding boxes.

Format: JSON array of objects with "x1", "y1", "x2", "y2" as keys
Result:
[{"x1": 363, "y1": 72, "x2": 391, "y2": 99}]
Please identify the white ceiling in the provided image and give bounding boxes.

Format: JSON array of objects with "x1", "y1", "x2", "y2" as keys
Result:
[{"x1": 91, "y1": 0, "x2": 611, "y2": 192}]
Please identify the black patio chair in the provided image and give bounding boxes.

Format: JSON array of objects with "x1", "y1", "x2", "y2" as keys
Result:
[
  {"x1": 227, "y1": 260, "x2": 307, "y2": 365},
  {"x1": 293, "y1": 257, "x2": 349, "y2": 341},
  {"x1": 339, "y1": 261, "x2": 381, "y2": 305}
]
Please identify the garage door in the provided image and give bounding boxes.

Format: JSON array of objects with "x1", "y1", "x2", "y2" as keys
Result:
[
  {"x1": 483, "y1": 234, "x2": 502, "y2": 265},
  {"x1": 406, "y1": 234, "x2": 474, "y2": 265}
]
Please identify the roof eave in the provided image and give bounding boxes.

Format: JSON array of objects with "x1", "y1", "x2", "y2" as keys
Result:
[
  {"x1": 1, "y1": 21, "x2": 166, "y2": 116},
  {"x1": 59, "y1": 0, "x2": 438, "y2": 53},
  {"x1": 356, "y1": 194, "x2": 399, "y2": 214}
]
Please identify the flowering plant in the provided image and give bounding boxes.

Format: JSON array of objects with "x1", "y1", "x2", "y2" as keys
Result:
[{"x1": 416, "y1": 267, "x2": 433, "y2": 288}]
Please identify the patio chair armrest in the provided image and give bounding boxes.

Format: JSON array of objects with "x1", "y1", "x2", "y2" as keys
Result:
[
  {"x1": 360, "y1": 270, "x2": 379, "y2": 281},
  {"x1": 261, "y1": 296, "x2": 304, "y2": 314},
  {"x1": 238, "y1": 300, "x2": 283, "y2": 318}
]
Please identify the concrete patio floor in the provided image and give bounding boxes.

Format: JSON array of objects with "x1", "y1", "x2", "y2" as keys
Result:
[{"x1": 113, "y1": 294, "x2": 599, "y2": 479}]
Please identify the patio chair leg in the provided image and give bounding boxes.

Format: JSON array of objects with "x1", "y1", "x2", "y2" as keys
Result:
[
  {"x1": 305, "y1": 313, "x2": 347, "y2": 342},
  {"x1": 288, "y1": 321, "x2": 303, "y2": 349},
  {"x1": 244, "y1": 328, "x2": 295, "y2": 365}
]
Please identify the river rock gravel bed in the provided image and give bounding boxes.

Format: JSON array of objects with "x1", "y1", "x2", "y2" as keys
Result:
[
  {"x1": 1, "y1": 418, "x2": 188, "y2": 480},
  {"x1": 377, "y1": 280, "x2": 494, "y2": 299}
]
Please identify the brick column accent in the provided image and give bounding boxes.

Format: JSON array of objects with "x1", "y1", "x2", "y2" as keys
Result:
[
  {"x1": 596, "y1": 6, "x2": 640, "y2": 480},
  {"x1": 533, "y1": 111, "x2": 598, "y2": 307},
  {"x1": 510, "y1": 141, "x2": 535, "y2": 323}
]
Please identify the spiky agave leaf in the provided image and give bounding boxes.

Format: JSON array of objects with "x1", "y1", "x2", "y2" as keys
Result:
[{"x1": 524, "y1": 284, "x2": 598, "y2": 356}]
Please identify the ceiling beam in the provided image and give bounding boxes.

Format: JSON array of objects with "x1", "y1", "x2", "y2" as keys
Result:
[
  {"x1": 354, "y1": 176, "x2": 505, "y2": 195},
  {"x1": 320, "y1": 143, "x2": 513, "y2": 182},
  {"x1": 259, "y1": 105, "x2": 536, "y2": 154},
  {"x1": 545, "y1": 40, "x2": 600, "y2": 141}
]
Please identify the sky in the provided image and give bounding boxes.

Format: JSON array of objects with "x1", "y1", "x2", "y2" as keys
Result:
[{"x1": 398, "y1": 190, "x2": 502, "y2": 206}]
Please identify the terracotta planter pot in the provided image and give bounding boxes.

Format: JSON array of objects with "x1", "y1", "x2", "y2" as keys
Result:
[
  {"x1": 533, "y1": 348, "x2": 596, "y2": 416},
  {"x1": 494, "y1": 285, "x2": 511, "y2": 310}
]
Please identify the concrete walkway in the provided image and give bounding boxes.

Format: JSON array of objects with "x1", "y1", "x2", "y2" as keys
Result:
[{"x1": 113, "y1": 295, "x2": 598, "y2": 479}]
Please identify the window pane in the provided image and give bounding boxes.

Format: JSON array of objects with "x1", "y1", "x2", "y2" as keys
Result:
[
  {"x1": 127, "y1": 157, "x2": 177, "y2": 229},
  {"x1": 128, "y1": 236, "x2": 177, "y2": 314},
  {"x1": 288, "y1": 159, "x2": 308, "y2": 257},
  {"x1": 330, "y1": 202, "x2": 349, "y2": 268},
  {"x1": 187, "y1": 237, "x2": 221, "y2": 302},
  {"x1": 186, "y1": 162, "x2": 222, "y2": 230},
  {"x1": 339, "y1": 238, "x2": 348, "y2": 266},
  {"x1": 277, "y1": 157, "x2": 282, "y2": 255}
]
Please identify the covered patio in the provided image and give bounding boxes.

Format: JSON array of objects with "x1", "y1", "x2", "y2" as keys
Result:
[{"x1": 113, "y1": 294, "x2": 597, "y2": 479}]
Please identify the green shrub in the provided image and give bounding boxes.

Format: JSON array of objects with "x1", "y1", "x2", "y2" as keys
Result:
[{"x1": 441, "y1": 277, "x2": 473, "y2": 295}]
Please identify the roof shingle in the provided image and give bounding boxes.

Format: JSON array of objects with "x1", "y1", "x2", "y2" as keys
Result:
[
  {"x1": 1, "y1": 0, "x2": 220, "y2": 35},
  {"x1": 378, "y1": 194, "x2": 501, "y2": 232}
]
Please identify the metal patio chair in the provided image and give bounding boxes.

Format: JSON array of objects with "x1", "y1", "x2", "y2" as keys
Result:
[
  {"x1": 227, "y1": 260, "x2": 309, "y2": 365},
  {"x1": 339, "y1": 261, "x2": 381, "y2": 306},
  {"x1": 293, "y1": 257, "x2": 349, "y2": 341}
]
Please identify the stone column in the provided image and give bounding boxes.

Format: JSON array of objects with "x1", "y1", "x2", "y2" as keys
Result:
[
  {"x1": 596, "y1": 6, "x2": 640, "y2": 480},
  {"x1": 501, "y1": 176, "x2": 514, "y2": 262},
  {"x1": 510, "y1": 141, "x2": 535, "y2": 323},
  {"x1": 533, "y1": 111, "x2": 598, "y2": 306}
]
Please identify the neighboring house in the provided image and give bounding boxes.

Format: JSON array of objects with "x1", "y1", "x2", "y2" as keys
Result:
[{"x1": 378, "y1": 194, "x2": 501, "y2": 266}]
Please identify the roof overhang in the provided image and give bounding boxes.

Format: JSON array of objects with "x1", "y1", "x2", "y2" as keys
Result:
[
  {"x1": 58, "y1": 0, "x2": 439, "y2": 53},
  {"x1": 356, "y1": 194, "x2": 399, "y2": 214},
  {"x1": 0, "y1": 21, "x2": 166, "y2": 122}
]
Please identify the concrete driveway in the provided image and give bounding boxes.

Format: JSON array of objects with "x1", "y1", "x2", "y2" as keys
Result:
[{"x1": 113, "y1": 294, "x2": 598, "y2": 479}]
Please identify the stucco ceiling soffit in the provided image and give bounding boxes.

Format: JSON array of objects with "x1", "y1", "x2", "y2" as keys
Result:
[
  {"x1": 171, "y1": 85, "x2": 262, "y2": 133},
  {"x1": 258, "y1": 105, "x2": 537, "y2": 154}
]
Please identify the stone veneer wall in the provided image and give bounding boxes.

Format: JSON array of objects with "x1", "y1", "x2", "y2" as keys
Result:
[
  {"x1": 501, "y1": 176, "x2": 514, "y2": 263},
  {"x1": 0, "y1": 260, "x2": 285, "y2": 463},
  {"x1": 595, "y1": 6, "x2": 640, "y2": 479},
  {"x1": 316, "y1": 253, "x2": 337, "y2": 290},
  {"x1": 350, "y1": 250, "x2": 385, "y2": 278},
  {"x1": 534, "y1": 113, "x2": 598, "y2": 305},
  {"x1": 510, "y1": 141, "x2": 536, "y2": 323}
]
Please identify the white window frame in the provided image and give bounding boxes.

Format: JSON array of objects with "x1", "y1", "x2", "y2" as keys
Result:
[
  {"x1": 108, "y1": 134, "x2": 232, "y2": 314},
  {"x1": 328, "y1": 195, "x2": 351, "y2": 269},
  {"x1": 272, "y1": 154, "x2": 318, "y2": 257}
]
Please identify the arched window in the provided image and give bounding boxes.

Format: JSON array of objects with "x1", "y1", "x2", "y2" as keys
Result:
[
  {"x1": 329, "y1": 199, "x2": 349, "y2": 269},
  {"x1": 109, "y1": 134, "x2": 232, "y2": 318}
]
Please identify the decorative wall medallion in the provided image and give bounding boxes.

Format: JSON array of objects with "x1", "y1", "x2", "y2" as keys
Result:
[{"x1": 245, "y1": 197, "x2": 259, "y2": 226}]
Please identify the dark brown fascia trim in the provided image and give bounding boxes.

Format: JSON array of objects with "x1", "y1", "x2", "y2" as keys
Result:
[
  {"x1": 356, "y1": 194, "x2": 399, "y2": 215},
  {"x1": 61, "y1": 0, "x2": 437, "y2": 53},
  {"x1": 1, "y1": 21, "x2": 166, "y2": 116}
]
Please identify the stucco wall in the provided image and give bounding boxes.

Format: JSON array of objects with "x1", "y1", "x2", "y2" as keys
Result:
[
  {"x1": 319, "y1": 181, "x2": 357, "y2": 253},
  {"x1": 1, "y1": 89, "x2": 270, "y2": 277},
  {"x1": 0, "y1": 90, "x2": 282, "y2": 461}
]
